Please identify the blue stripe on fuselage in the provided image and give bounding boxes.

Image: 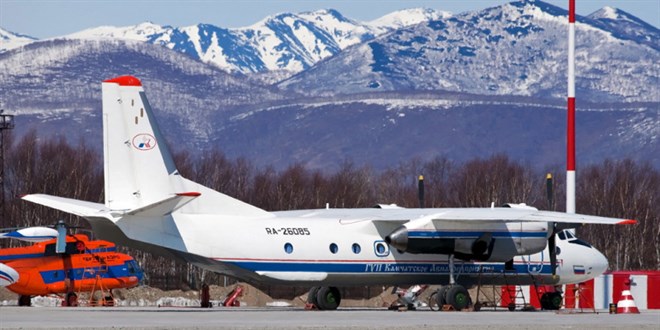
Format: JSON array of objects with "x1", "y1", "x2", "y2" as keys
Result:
[{"x1": 222, "y1": 260, "x2": 551, "y2": 275}]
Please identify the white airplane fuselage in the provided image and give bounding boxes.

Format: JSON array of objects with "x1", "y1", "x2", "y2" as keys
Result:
[{"x1": 86, "y1": 208, "x2": 607, "y2": 288}]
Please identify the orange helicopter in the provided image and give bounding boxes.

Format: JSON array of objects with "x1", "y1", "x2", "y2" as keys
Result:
[{"x1": 0, "y1": 222, "x2": 143, "y2": 306}]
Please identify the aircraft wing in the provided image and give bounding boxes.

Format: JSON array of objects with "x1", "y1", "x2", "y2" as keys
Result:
[
  {"x1": 518, "y1": 210, "x2": 636, "y2": 225},
  {"x1": 21, "y1": 194, "x2": 109, "y2": 218},
  {"x1": 424, "y1": 209, "x2": 635, "y2": 225},
  {"x1": 422, "y1": 209, "x2": 635, "y2": 226}
]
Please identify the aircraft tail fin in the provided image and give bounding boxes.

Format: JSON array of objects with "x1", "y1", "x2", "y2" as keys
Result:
[{"x1": 102, "y1": 76, "x2": 270, "y2": 217}]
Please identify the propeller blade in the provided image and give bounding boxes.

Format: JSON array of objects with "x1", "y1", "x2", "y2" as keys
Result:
[{"x1": 548, "y1": 226, "x2": 557, "y2": 276}]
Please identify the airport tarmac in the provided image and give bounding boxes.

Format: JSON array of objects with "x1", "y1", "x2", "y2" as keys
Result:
[{"x1": 0, "y1": 307, "x2": 658, "y2": 329}]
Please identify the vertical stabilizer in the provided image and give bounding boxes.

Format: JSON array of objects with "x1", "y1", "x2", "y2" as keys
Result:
[
  {"x1": 102, "y1": 76, "x2": 180, "y2": 210},
  {"x1": 102, "y1": 76, "x2": 270, "y2": 218}
]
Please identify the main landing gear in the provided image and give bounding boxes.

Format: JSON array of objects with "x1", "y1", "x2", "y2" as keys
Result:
[
  {"x1": 430, "y1": 284, "x2": 471, "y2": 311},
  {"x1": 307, "y1": 286, "x2": 341, "y2": 310},
  {"x1": 429, "y1": 254, "x2": 471, "y2": 311}
]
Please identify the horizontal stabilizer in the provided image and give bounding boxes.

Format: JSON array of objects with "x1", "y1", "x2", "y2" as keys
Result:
[
  {"x1": 22, "y1": 194, "x2": 108, "y2": 217},
  {"x1": 127, "y1": 192, "x2": 201, "y2": 217}
]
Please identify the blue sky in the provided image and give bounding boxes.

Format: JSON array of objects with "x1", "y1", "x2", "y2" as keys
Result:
[{"x1": 1, "y1": 0, "x2": 658, "y2": 39}]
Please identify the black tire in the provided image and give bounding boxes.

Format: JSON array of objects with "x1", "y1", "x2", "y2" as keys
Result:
[
  {"x1": 508, "y1": 303, "x2": 516, "y2": 311},
  {"x1": 18, "y1": 295, "x2": 31, "y2": 307},
  {"x1": 429, "y1": 291, "x2": 439, "y2": 311},
  {"x1": 445, "y1": 285, "x2": 470, "y2": 311},
  {"x1": 307, "y1": 286, "x2": 320, "y2": 306},
  {"x1": 66, "y1": 292, "x2": 78, "y2": 307},
  {"x1": 315, "y1": 287, "x2": 341, "y2": 310},
  {"x1": 540, "y1": 292, "x2": 562, "y2": 310},
  {"x1": 434, "y1": 286, "x2": 449, "y2": 308}
]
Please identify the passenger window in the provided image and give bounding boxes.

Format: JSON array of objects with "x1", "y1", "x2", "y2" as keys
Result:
[
  {"x1": 352, "y1": 243, "x2": 361, "y2": 254},
  {"x1": 374, "y1": 241, "x2": 390, "y2": 257},
  {"x1": 284, "y1": 243, "x2": 293, "y2": 254},
  {"x1": 329, "y1": 243, "x2": 338, "y2": 254}
]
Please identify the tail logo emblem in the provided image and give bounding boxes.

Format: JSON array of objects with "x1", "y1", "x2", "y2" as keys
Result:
[{"x1": 132, "y1": 133, "x2": 157, "y2": 151}]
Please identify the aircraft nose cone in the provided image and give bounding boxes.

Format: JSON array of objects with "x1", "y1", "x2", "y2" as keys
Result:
[{"x1": 591, "y1": 247, "x2": 609, "y2": 277}]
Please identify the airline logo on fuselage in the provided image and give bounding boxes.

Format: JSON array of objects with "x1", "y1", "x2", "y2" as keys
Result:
[{"x1": 132, "y1": 134, "x2": 156, "y2": 151}]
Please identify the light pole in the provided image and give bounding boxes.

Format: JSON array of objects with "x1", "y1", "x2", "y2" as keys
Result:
[{"x1": 0, "y1": 109, "x2": 15, "y2": 226}]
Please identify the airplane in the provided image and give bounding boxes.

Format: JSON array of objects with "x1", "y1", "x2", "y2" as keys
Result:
[
  {"x1": 21, "y1": 76, "x2": 636, "y2": 311},
  {"x1": 0, "y1": 225, "x2": 144, "y2": 306}
]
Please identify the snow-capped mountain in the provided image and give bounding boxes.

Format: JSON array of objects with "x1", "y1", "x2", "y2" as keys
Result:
[
  {"x1": 0, "y1": 38, "x2": 283, "y2": 144},
  {"x1": 279, "y1": 0, "x2": 659, "y2": 102},
  {"x1": 37, "y1": 8, "x2": 447, "y2": 75},
  {"x1": 0, "y1": 1, "x2": 658, "y2": 171},
  {"x1": 0, "y1": 28, "x2": 37, "y2": 53},
  {"x1": 587, "y1": 6, "x2": 660, "y2": 51},
  {"x1": 369, "y1": 8, "x2": 451, "y2": 29}
]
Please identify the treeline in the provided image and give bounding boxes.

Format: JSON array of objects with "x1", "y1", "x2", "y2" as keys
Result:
[{"x1": 2, "y1": 131, "x2": 658, "y2": 289}]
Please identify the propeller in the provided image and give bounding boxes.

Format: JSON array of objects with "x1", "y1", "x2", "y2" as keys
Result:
[{"x1": 546, "y1": 173, "x2": 558, "y2": 276}]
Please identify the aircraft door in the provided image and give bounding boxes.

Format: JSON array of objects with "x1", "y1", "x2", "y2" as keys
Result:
[{"x1": 521, "y1": 251, "x2": 545, "y2": 275}]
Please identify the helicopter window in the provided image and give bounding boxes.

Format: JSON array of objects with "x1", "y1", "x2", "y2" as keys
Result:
[
  {"x1": 126, "y1": 261, "x2": 137, "y2": 274},
  {"x1": 568, "y1": 238, "x2": 593, "y2": 248},
  {"x1": 44, "y1": 242, "x2": 86, "y2": 256}
]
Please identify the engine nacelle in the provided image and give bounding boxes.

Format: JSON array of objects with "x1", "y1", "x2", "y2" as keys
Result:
[
  {"x1": 0, "y1": 263, "x2": 19, "y2": 287},
  {"x1": 385, "y1": 219, "x2": 549, "y2": 262}
]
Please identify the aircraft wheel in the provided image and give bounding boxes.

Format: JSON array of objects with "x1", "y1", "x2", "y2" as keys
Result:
[
  {"x1": 433, "y1": 286, "x2": 449, "y2": 309},
  {"x1": 18, "y1": 295, "x2": 31, "y2": 307},
  {"x1": 540, "y1": 292, "x2": 562, "y2": 310},
  {"x1": 66, "y1": 292, "x2": 78, "y2": 307},
  {"x1": 315, "y1": 286, "x2": 341, "y2": 310},
  {"x1": 307, "y1": 286, "x2": 320, "y2": 307},
  {"x1": 445, "y1": 285, "x2": 470, "y2": 311},
  {"x1": 429, "y1": 291, "x2": 439, "y2": 311}
]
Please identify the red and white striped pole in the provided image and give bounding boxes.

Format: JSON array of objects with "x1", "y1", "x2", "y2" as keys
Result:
[{"x1": 566, "y1": 0, "x2": 576, "y2": 214}]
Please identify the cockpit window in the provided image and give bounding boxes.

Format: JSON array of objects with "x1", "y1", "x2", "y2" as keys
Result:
[
  {"x1": 558, "y1": 231, "x2": 566, "y2": 240},
  {"x1": 565, "y1": 231, "x2": 575, "y2": 239},
  {"x1": 568, "y1": 238, "x2": 593, "y2": 248}
]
